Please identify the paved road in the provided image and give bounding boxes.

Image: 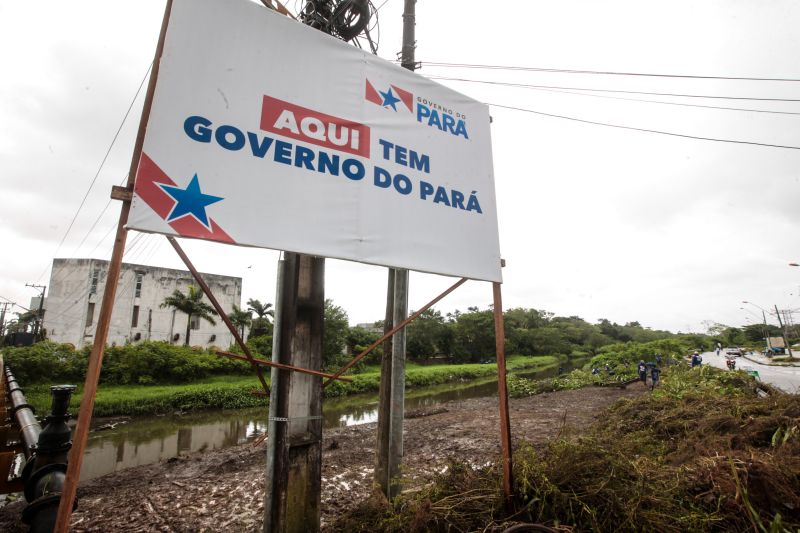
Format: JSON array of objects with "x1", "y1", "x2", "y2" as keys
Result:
[{"x1": 701, "y1": 351, "x2": 800, "y2": 393}]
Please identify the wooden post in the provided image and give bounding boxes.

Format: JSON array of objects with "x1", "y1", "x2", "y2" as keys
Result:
[
  {"x1": 264, "y1": 253, "x2": 325, "y2": 532},
  {"x1": 493, "y1": 281, "x2": 514, "y2": 507},
  {"x1": 53, "y1": 3, "x2": 174, "y2": 531}
]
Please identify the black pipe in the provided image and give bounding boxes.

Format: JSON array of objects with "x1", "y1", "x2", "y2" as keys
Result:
[
  {"x1": 19, "y1": 384, "x2": 77, "y2": 533},
  {"x1": 4, "y1": 366, "x2": 41, "y2": 456}
]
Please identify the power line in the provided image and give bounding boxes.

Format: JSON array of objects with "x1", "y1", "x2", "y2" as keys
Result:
[
  {"x1": 427, "y1": 75, "x2": 800, "y2": 102},
  {"x1": 66, "y1": 174, "x2": 130, "y2": 257},
  {"x1": 442, "y1": 78, "x2": 800, "y2": 116},
  {"x1": 418, "y1": 61, "x2": 800, "y2": 83},
  {"x1": 488, "y1": 102, "x2": 800, "y2": 150},
  {"x1": 38, "y1": 62, "x2": 152, "y2": 283}
]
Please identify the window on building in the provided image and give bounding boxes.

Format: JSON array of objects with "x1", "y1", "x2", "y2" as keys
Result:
[
  {"x1": 134, "y1": 273, "x2": 144, "y2": 298},
  {"x1": 131, "y1": 305, "x2": 140, "y2": 328},
  {"x1": 89, "y1": 267, "x2": 101, "y2": 294},
  {"x1": 86, "y1": 303, "x2": 95, "y2": 327},
  {"x1": 190, "y1": 315, "x2": 200, "y2": 330}
]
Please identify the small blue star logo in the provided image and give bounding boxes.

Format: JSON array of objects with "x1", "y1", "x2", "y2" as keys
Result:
[
  {"x1": 379, "y1": 88, "x2": 401, "y2": 111},
  {"x1": 159, "y1": 174, "x2": 223, "y2": 229}
]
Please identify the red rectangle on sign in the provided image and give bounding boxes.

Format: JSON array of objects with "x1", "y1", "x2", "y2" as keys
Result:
[{"x1": 261, "y1": 95, "x2": 370, "y2": 158}]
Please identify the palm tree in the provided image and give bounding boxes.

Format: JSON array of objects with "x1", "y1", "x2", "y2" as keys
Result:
[
  {"x1": 228, "y1": 305, "x2": 252, "y2": 340},
  {"x1": 246, "y1": 299, "x2": 274, "y2": 322},
  {"x1": 160, "y1": 285, "x2": 217, "y2": 346},
  {"x1": 247, "y1": 299, "x2": 274, "y2": 337}
]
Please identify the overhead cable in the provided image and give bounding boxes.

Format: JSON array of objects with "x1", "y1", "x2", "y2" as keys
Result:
[
  {"x1": 522, "y1": 86, "x2": 800, "y2": 115},
  {"x1": 39, "y1": 62, "x2": 153, "y2": 283},
  {"x1": 488, "y1": 102, "x2": 800, "y2": 150},
  {"x1": 429, "y1": 75, "x2": 800, "y2": 102},
  {"x1": 419, "y1": 61, "x2": 800, "y2": 83}
]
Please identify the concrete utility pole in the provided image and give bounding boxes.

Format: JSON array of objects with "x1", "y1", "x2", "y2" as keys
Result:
[
  {"x1": 263, "y1": 1, "x2": 342, "y2": 529},
  {"x1": 26, "y1": 283, "x2": 46, "y2": 339},
  {"x1": 0, "y1": 301, "x2": 12, "y2": 338},
  {"x1": 774, "y1": 305, "x2": 794, "y2": 357},
  {"x1": 375, "y1": 0, "x2": 415, "y2": 499},
  {"x1": 264, "y1": 253, "x2": 325, "y2": 533}
]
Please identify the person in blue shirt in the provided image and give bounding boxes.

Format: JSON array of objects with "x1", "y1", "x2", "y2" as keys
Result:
[
  {"x1": 691, "y1": 352, "x2": 702, "y2": 368},
  {"x1": 650, "y1": 365, "x2": 661, "y2": 390}
]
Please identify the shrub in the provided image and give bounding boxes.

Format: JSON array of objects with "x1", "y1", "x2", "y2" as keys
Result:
[{"x1": 2, "y1": 341, "x2": 251, "y2": 385}]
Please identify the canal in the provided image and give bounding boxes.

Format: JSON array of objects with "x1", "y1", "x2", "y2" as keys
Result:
[{"x1": 79, "y1": 359, "x2": 585, "y2": 480}]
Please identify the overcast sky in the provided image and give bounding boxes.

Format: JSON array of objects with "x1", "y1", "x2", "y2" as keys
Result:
[{"x1": 2, "y1": 0, "x2": 800, "y2": 334}]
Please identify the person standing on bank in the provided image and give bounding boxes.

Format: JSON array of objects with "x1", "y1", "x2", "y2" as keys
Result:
[
  {"x1": 650, "y1": 365, "x2": 661, "y2": 390},
  {"x1": 638, "y1": 360, "x2": 647, "y2": 383}
]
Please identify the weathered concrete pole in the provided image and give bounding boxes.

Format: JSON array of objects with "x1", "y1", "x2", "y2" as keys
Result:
[
  {"x1": 264, "y1": 253, "x2": 325, "y2": 532},
  {"x1": 375, "y1": 0, "x2": 416, "y2": 499}
]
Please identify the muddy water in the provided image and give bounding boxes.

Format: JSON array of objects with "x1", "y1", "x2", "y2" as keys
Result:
[{"x1": 79, "y1": 359, "x2": 585, "y2": 481}]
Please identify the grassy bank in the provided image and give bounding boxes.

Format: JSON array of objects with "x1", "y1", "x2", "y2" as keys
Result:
[
  {"x1": 333, "y1": 365, "x2": 800, "y2": 532},
  {"x1": 22, "y1": 355, "x2": 559, "y2": 417}
]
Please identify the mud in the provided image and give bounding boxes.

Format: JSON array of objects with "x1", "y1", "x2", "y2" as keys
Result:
[{"x1": 0, "y1": 384, "x2": 644, "y2": 532}]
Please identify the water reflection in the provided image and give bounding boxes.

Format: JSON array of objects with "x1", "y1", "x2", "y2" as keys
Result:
[{"x1": 81, "y1": 359, "x2": 585, "y2": 481}]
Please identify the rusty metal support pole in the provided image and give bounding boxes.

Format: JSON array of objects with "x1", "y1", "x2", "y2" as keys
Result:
[
  {"x1": 324, "y1": 277, "x2": 467, "y2": 387},
  {"x1": 213, "y1": 350, "x2": 351, "y2": 382},
  {"x1": 53, "y1": 4, "x2": 173, "y2": 531},
  {"x1": 264, "y1": 253, "x2": 325, "y2": 533},
  {"x1": 167, "y1": 236, "x2": 270, "y2": 394},
  {"x1": 54, "y1": 138, "x2": 133, "y2": 533},
  {"x1": 493, "y1": 282, "x2": 514, "y2": 507}
]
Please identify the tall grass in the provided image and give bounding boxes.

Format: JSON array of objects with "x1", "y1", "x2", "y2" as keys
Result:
[{"x1": 21, "y1": 355, "x2": 559, "y2": 417}]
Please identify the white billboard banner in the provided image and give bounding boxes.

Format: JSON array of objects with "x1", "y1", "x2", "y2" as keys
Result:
[{"x1": 128, "y1": 0, "x2": 501, "y2": 282}]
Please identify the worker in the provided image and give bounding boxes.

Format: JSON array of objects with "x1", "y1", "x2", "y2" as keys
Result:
[{"x1": 637, "y1": 360, "x2": 647, "y2": 383}]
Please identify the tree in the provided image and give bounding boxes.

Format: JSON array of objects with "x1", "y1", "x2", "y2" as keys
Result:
[
  {"x1": 323, "y1": 299, "x2": 350, "y2": 368},
  {"x1": 247, "y1": 299, "x2": 274, "y2": 337},
  {"x1": 160, "y1": 285, "x2": 217, "y2": 346},
  {"x1": 247, "y1": 298, "x2": 275, "y2": 337},
  {"x1": 247, "y1": 299, "x2": 274, "y2": 322},
  {"x1": 406, "y1": 309, "x2": 452, "y2": 360},
  {"x1": 451, "y1": 308, "x2": 495, "y2": 363},
  {"x1": 228, "y1": 305, "x2": 252, "y2": 340},
  {"x1": 346, "y1": 326, "x2": 381, "y2": 363}
]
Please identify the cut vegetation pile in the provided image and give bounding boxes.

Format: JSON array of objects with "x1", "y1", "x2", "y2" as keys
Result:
[{"x1": 334, "y1": 365, "x2": 800, "y2": 532}]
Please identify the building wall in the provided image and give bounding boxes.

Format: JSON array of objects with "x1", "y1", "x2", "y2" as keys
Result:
[{"x1": 44, "y1": 258, "x2": 241, "y2": 348}]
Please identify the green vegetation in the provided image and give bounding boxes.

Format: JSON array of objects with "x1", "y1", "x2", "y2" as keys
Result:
[
  {"x1": 334, "y1": 364, "x2": 800, "y2": 532},
  {"x1": 509, "y1": 339, "x2": 690, "y2": 397},
  {"x1": 15, "y1": 353, "x2": 558, "y2": 417},
  {"x1": 23, "y1": 375, "x2": 266, "y2": 417},
  {"x1": 2, "y1": 341, "x2": 251, "y2": 386}
]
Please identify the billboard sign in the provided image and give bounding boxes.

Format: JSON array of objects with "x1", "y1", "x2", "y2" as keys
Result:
[{"x1": 128, "y1": 0, "x2": 501, "y2": 282}]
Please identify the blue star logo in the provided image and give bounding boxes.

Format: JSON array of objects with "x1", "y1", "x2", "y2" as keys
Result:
[
  {"x1": 158, "y1": 174, "x2": 223, "y2": 229},
  {"x1": 379, "y1": 88, "x2": 401, "y2": 111}
]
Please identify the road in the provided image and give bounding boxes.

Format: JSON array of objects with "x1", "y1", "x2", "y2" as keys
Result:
[{"x1": 701, "y1": 351, "x2": 800, "y2": 393}]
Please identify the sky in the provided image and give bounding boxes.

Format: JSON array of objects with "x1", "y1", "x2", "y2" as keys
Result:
[{"x1": 1, "y1": 0, "x2": 800, "y2": 334}]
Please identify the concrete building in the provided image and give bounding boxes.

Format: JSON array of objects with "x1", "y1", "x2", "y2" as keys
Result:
[{"x1": 43, "y1": 258, "x2": 241, "y2": 348}]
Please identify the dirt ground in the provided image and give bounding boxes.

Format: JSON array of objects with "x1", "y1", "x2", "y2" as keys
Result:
[{"x1": 0, "y1": 384, "x2": 645, "y2": 532}]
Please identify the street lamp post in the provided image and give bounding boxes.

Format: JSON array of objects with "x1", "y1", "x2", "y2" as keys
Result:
[{"x1": 742, "y1": 301, "x2": 770, "y2": 354}]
